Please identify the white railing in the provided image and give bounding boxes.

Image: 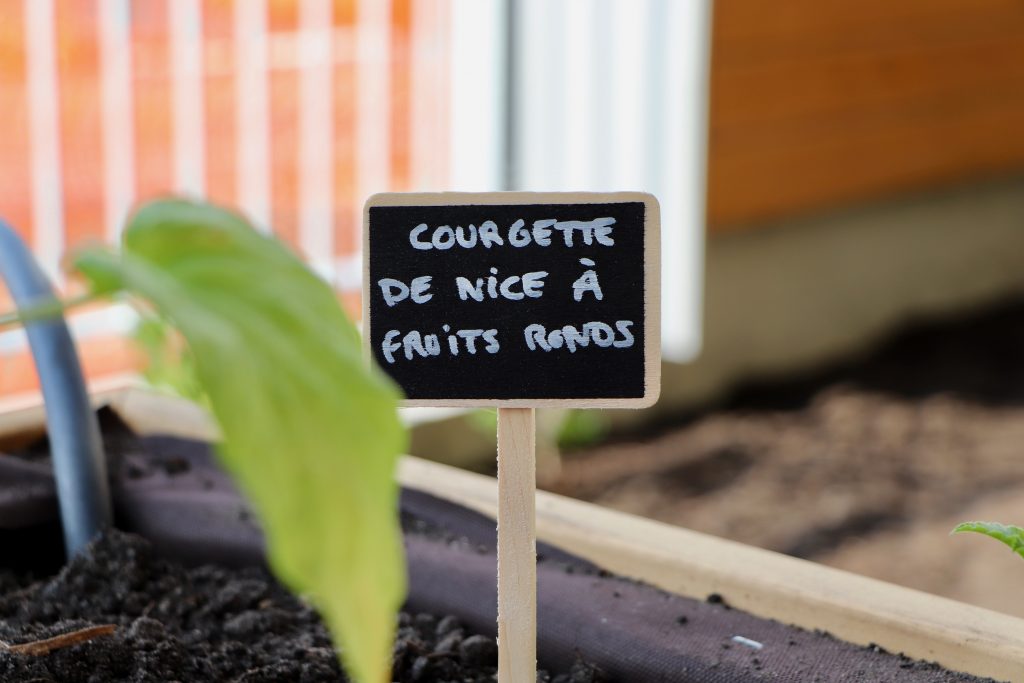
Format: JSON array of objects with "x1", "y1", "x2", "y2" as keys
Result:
[
  {"x1": 450, "y1": 0, "x2": 713, "y2": 361},
  {"x1": 3, "y1": 0, "x2": 710, "y2": 364},
  {"x1": 23, "y1": 0, "x2": 64, "y2": 285}
]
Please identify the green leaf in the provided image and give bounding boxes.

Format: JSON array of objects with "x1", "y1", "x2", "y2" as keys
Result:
[
  {"x1": 74, "y1": 199, "x2": 407, "y2": 683},
  {"x1": 557, "y1": 409, "x2": 609, "y2": 450},
  {"x1": 951, "y1": 521, "x2": 1024, "y2": 561},
  {"x1": 132, "y1": 314, "x2": 209, "y2": 407},
  {"x1": 0, "y1": 293, "x2": 98, "y2": 329},
  {"x1": 72, "y1": 246, "x2": 124, "y2": 295}
]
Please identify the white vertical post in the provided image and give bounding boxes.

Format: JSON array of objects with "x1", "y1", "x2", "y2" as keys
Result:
[
  {"x1": 24, "y1": 0, "x2": 64, "y2": 284},
  {"x1": 562, "y1": 0, "x2": 595, "y2": 188},
  {"x1": 98, "y1": 0, "x2": 136, "y2": 242},
  {"x1": 298, "y1": 0, "x2": 334, "y2": 278},
  {"x1": 588, "y1": 0, "x2": 614, "y2": 190},
  {"x1": 658, "y1": 0, "x2": 712, "y2": 362},
  {"x1": 410, "y1": 0, "x2": 445, "y2": 191},
  {"x1": 233, "y1": 0, "x2": 271, "y2": 232},
  {"x1": 503, "y1": 0, "x2": 711, "y2": 362},
  {"x1": 448, "y1": 0, "x2": 504, "y2": 191},
  {"x1": 355, "y1": 0, "x2": 392, "y2": 221},
  {"x1": 607, "y1": 0, "x2": 649, "y2": 189},
  {"x1": 512, "y1": 0, "x2": 558, "y2": 191},
  {"x1": 168, "y1": 0, "x2": 205, "y2": 197}
]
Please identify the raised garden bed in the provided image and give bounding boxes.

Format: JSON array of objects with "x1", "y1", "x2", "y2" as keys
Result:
[{"x1": 2, "y1": 387, "x2": 1022, "y2": 681}]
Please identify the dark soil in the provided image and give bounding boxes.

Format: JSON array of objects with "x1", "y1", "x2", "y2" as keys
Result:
[
  {"x1": 0, "y1": 528, "x2": 997, "y2": 683},
  {"x1": 0, "y1": 530, "x2": 601, "y2": 683}
]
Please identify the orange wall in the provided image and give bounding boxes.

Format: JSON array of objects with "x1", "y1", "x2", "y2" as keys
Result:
[
  {"x1": 708, "y1": 0, "x2": 1024, "y2": 231},
  {"x1": 0, "y1": 0, "x2": 432, "y2": 397},
  {"x1": 5, "y1": 1, "x2": 1024, "y2": 394}
]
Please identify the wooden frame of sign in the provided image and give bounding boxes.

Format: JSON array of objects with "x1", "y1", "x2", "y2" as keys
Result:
[
  {"x1": 363, "y1": 191, "x2": 661, "y2": 682},
  {"x1": 362, "y1": 191, "x2": 661, "y2": 408}
]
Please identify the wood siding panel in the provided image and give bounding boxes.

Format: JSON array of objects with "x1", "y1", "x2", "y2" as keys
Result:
[{"x1": 708, "y1": 0, "x2": 1024, "y2": 230}]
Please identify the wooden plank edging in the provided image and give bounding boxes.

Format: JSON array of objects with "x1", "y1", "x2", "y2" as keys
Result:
[{"x1": 399, "y1": 457, "x2": 1024, "y2": 682}]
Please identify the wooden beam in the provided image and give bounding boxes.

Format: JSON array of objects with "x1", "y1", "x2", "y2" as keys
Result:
[
  {"x1": 707, "y1": 0, "x2": 1024, "y2": 229},
  {"x1": 496, "y1": 407, "x2": 537, "y2": 682}
]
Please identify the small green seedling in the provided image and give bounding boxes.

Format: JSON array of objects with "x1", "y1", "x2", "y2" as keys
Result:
[
  {"x1": 951, "y1": 521, "x2": 1024, "y2": 561},
  {"x1": 3, "y1": 199, "x2": 407, "y2": 683}
]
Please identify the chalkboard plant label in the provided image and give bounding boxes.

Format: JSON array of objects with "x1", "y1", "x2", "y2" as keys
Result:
[{"x1": 363, "y1": 192, "x2": 661, "y2": 408}]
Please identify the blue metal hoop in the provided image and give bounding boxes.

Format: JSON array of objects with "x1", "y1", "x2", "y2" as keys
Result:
[{"x1": 0, "y1": 222, "x2": 111, "y2": 558}]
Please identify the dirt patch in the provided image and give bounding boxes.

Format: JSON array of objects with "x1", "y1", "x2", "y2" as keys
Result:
[
  {"x1": 0, "y1": 530, "x2": 601, "y2": 683},
  {"x1": 553, "y1": 296, "x2": 1024, "y2": 617},
  {"x1": 0, "y1": 529, "x2": 996, "y2": 683}
]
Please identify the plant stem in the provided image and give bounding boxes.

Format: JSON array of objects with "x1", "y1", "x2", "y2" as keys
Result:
[
  {"x1": 0, "y1": 624, "x2": 117, "y2": 656},
  {"x1": 0, "y1": 292, "x2": 98, "y2": 329}
]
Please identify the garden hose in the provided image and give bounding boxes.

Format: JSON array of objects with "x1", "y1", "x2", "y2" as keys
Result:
[{"x1": 0, "y1": 221, "x2": 111, "y2": 557}]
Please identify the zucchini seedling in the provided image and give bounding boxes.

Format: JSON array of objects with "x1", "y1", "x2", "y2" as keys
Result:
[
  {"x1": 2, "y1": 199, "x2": 408, "y2": 683},
  {"x1": 952, "y1": 521, "x2": 1024, "y2": 561}
]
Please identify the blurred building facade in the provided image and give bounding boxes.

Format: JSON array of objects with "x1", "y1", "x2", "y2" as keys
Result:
[{"x1": 2, "y1": 0, "x2": 1024, "y2": 412}]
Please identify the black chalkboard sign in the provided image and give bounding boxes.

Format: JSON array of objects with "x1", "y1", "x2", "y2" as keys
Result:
[{"x1": 362, "y1": 192, "x2": 660, "y2": 407}]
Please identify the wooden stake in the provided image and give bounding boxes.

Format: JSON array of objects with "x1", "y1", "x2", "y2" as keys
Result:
[{"x1": 496, "y1": 407, "x2": 537, "y2": 682}]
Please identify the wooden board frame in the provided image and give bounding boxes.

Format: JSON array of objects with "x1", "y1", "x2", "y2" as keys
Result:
[
  {"x1": 398, "y1": 457, "x2": 1024, "y2": 683},
  {"x1": 362, "y1": 191, "x2": 662, "y2": 409}
]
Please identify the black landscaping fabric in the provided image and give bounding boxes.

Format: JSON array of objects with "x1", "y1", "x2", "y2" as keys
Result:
[{"x1": 0, "y1": 411, "x2": 1000, "y2": 682}]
